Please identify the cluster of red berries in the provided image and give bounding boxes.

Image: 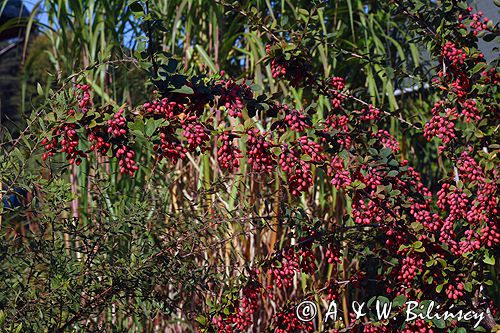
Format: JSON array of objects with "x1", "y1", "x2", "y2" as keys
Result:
[
  {"x1": 325, "y1": 245, "x2": 340, "y2": 265},
  {"x1": 325, "y1": 114, "x2": 349, "y2": 132},
  {"x1": 324, "y1": 114, "x2": 352, "y2": 148},
  {"x1": 282, "y1": 106, "x2": 310, "y2": 132},
  {"x1": 410, "y1": 201, "x2": 441, "y2": 231},
  {"x1": 269, "y1": 57, "x2": 287, "y2": 79},
  {"x1": 107, "y1": 108, "x2": 128, "y2": 138},
  {"x1": 445, "y1": 278, "x2": 465, "y2": 300},
  {"x1": 154, "y1": 127, "x2": 188, "y2": 164},
  {"x1": 363, "y1": 323, "x2": 389, "y2": 333},
  {"x1": 360, "y1": 167, "x2": 384, "y2": 196},
  {"x1": 272, "y1": 308, "x2": 314, "y2": 333},
  {"x1": 358, "y1": 105, "x2": 381, "y2": 122},
  {"x1": 212, "y1": 279, "x2": 261, "y2": 333},
  {"x1": 480, "y1": 224, "x2": 500, "y2": 248},
  {"x1": 245, "y1": 129, "x2": 276, "y2": 173},
  {"x1": 217, "y1": 133, "x2": 243, "y2": 172},
  {"x1": 457, "y1": 148, "x2": 483, "y2": 183},
  {"x1": 298, "y1": 136, "x2": 325, "y2": 162},
  {"x1": 397, "y1": 255, "x2": 423, "y2": 285},
  {"x1": 460, "y1": 99, "x2": 480, "y2": 122},
  {"x1": 143, "y1": 98, "x2": 184, "y2": 117},
  {"x1": 88, "y1": 128, "x2": 111, "y2": 155},
  {"x1": 327, "y1": 156, "x2": 351, "y2": 190},
  {"x1": 441, "y1": 42, "x2": 466, "y2": 67},
  {"x1": 458, "y1": 8, "x2": 490, "y2": 36},
  {"x1": 75, "y1": 84, "x2": 92, "y2": 112},
  {"x1": 269, "y1": 247, "x2": 300, "y2": 288},
  {"x1": 374, "y1": 130, "x2": 400, "y2": 153},
  {"x1": 423, "y1": 115, "x2": 456, "y2": 144},
  {"x1": 218, "y1": 79, "x2": 253, "y2": 118},
  {"x1": 437, "y1": 184, "x2": 468, "y2": 219},
  {"x1": 266, "y1": 44, "x2": 311, "y2": 87},
  {"x1": 481, "y1": 68, "x2": 499, "y2": 85},
  {"x1": 181, "y1": 116, "x2": 209, "y2": 151},
  {"x1": 329, "y1": 76, "x2": 346, "y2": 109},
  {"x1": 458, "y1": 229, "x2": 481, "y2": 254},
  {"x1": 450, "y1": 73, "x2": 470, "y2": 99},
  {"x1": 352, "y1": 198, "x2": 386, "y2": 225},
  {"x1": 297, "y1": 246, "x2": 317, "y2": 275},
  {"x1": 115, "y1": 144, "x2": 138, "y2": 176},
  {"x1": 42, "y1": 123, "x2": 87, "y2": 165},
  {"x1": 279, "y1": 144, "x2": 313, "y2": 196},
  {"x1": 468, "y1": 181, "x2": 498, "y2": 224}
]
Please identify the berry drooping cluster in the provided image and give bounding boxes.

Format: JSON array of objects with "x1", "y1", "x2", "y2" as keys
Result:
[
  {"x1": 397, "y1": 255, "x2": 423, "y2": 286},
  {"x1": 42, "y1": 123, "x2": 87, "y2": 165},
  {"x1": 327, "y1": 156, "x2": 351, "y2": 190},
  {"x1": 460, "y1": 99, "x2": 480, "y2": 122},
  {"x1": 181, "y1": 116, "x2": 209, "y2": 152},
  {"x1": 115, "y1": 144, "x2": 138, "y2": 176},
  {"x1": 266, "y1": 44, "x2": 312, "y2": 87},
  {"x1": 217, "y1": 132, "x2": 243, "y2": 172},
  {"x1": 217, "y1": 79, "x2": 253, "y2": 118},
  {"x1": 441, "y1": 41, "x2": 466, "y2": 67},
  {"x1": 154, "y1": 127, "x2": 187, "y2": 164},
  {"x1": 245, "y1": 129, "x2": 276, "y2": 173},
  {"x1": 458, "y1": 7, "x2": 491, "y2": 36},
  {"x1": 279, "y1": 144, "x2": 313, "y2": 196},
  {"x1": 143, "y1": 97, "x2": 184, "y2": 117},
  {"x1": 298, "y1": 136, "x2": 325, "y2": 163},
  {"x1": 75, "y1": 83, "x2": 92, "y2": 112},
  {"x1": 329, "y1": 76, "x2": 346, "y2": 109},
  {"x1": 282, "y1": 106, "x2": 310, "y2": 132},
  {"x1": 358, "y1": 105, "x2": 381, "y2": 122},
  {"x1": 424, "y1": 102, "x2": 457, "y2": 146},
  {"x1": 107, "y1": 108, "x2": 128, "y2": 138},
  {"x1": 212, "y1": 276, "x2": 262, "y2": 333},
  {"x1": 374, "y1": 130, "x2": 400, "y2": 153},
  {"x1": 271, "y1": 308, "x2": 314, "y2": 333},
  {"x1": 269, "y1": 247, "x2": 301, "y2": 289}
]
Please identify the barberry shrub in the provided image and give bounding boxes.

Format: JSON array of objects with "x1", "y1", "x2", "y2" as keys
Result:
[{"x1": 0, "y1": 0, "x2": 498, "y2": 332}]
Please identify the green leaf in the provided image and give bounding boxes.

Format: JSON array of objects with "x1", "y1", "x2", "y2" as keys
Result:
[
  {"x1": 195, "y1": 45, "x2": 217, "y2": 73},
  {"x1": 392, "y1": 295, "x2": 406, "y2": 307},
  {"x1": 432, "y1": 317, "x2": 446, "y2": 329},
  {"x1": 483, "y1": 252, "x2": 495, "y2": 265},
  {"x1": 145, "y1": 118, "x2": 163, "y2": 137},
  {"x1": 46, "y1": 112, "x2": 56, "y2": 122},
  {"x1": 172, "y1": 85, "x2": 194, "y2": 95},
  {"x1": 37, "y1": 82, "x2": 44, "y2": 96},
  {"x1": 129, "y1": 1, "x2": 144, "y2": 13},
  {"x1": 482, "y1": 33, "x2": 497, "y2": 42},
  {"x1": 387, "y1": 170, "x2": 398, "y2": 177}
]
